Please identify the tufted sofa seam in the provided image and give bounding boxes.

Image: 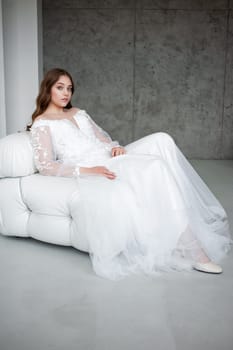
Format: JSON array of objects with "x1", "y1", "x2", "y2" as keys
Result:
[
  {"x1": 20, "y1": 176, "x2": 75, "y2": 218},
  {"x1": 19, "y1": 176, "x2": 32, "y2": 234},
  {"x1": 28, "y1": 211, "x2": 73, "y2": 219},
  {"x1": 19, "y1": 176, "x2": 32, "y2": 212}
]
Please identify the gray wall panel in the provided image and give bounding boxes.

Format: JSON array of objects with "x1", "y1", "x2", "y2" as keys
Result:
[
  {"x1": 134, "y1": 10, "x2": 227, "y2": 158},
  {"x1": 43, "y1": 0, "x2": 233, "y2": 158},
  {"x1": 43, "y1": 0, "x2": 135, "y2": 8},
  {"x1": 136, "y1": 1, "x2": 228, "y2": 9},
  {"x1": 43, "y1": 8, "x2": 134, "y2": 145},
  {"x1": 222, "y1": 10, "x2": 233, "y2": 158}
]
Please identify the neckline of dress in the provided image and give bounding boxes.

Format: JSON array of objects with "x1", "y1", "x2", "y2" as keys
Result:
[{"x1": 39, "y1": 108, "x2": 84, "y2": 122}]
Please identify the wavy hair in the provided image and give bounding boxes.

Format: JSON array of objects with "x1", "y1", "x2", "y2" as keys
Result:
[{"x1": 27, "y1": 68, "x2": 75, "y2": 131}]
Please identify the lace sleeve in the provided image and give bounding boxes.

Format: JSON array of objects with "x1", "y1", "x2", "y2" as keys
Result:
[
  {"x1": 30, "y1": 125, "x2": 79, "y2": 177},
  {"x1": 84, "y1": 111, "x2": 120, "y2": 148}
]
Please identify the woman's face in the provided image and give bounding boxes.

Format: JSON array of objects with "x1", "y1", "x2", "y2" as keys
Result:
[{"x1": 50, "y1": 75, "x2": 73, "y2": 108}]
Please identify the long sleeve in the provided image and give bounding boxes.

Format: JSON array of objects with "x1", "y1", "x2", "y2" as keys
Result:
[
  {"x1": 30, "y1": 125, "x2": 79, "y2": 177},
  {"x1": 84, "y1": 112, "x2": 120, "y2": 148}
]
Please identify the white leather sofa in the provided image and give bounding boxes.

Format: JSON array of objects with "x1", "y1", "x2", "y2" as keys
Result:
[{"x1": 0, "y1": 132, "x2": 89, "y2": 252}]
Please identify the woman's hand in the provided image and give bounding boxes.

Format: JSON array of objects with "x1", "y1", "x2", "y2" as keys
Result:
[
  {"x1": 80, "y1": 166, "x2": 116, "y2": 180},
  {"x1": 111, "y1": 146, "x2": 126, "y2": 157}
]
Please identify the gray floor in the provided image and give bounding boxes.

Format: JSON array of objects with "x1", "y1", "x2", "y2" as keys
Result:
[{"x1": 1, "y1": 160, "x2": 233, "y2": 350}]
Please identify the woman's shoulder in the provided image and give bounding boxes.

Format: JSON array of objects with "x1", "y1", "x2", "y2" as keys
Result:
[
  {"x1": 31, "y1": 114, "x2": 53, "y2": 129},
  {"x1": 34, "y1": 112, "x2": 53, "y2": 122},
  {"x1": 32, "y1": 107, "x2": 86, "y2": 126},
  {"x1": 69, "y1": 107, "x2": 80, "y2": 114},
  {"x1": 71, "y1": 107, "x2": 91, "y2": 118}
]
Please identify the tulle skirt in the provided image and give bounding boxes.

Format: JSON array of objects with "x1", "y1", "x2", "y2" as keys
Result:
[{"x1": 75, "y1": 133, "x2": 232, "y2": 280}]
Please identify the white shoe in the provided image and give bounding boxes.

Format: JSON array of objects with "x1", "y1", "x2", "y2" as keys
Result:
[{"x1": 193, "y1": 261, "x2": 223, "y2": 274}]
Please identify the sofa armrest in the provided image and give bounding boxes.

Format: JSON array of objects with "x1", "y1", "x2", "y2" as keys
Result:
[{"x1": 0, "y1": 132, "x2": 36, "y2": 178}]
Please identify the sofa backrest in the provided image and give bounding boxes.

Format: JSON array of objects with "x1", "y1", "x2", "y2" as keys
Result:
[{"x1": 0, "y1": 132, "x2": 37, "y2": 178}]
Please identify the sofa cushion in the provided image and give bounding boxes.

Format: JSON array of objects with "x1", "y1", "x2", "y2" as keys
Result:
[
  {"x1": 0, "y1": 177, "x2": 30, "y2": 236},
  {"x1": 0, "y1": 132, "x2": 36, "y2": 177},
  {"x1": 0, "y1": 173, "x2": 89, "y2": 252},
  {"x1": 21, "y1": 174, "x2": 79, "y2": 217}
]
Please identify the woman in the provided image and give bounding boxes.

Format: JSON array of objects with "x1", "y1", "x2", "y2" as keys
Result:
[{"x1": 29, "y1": 68, "x2": 232, "y2": 280}]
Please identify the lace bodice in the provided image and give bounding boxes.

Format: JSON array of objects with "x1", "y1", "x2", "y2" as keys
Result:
[{"x1": 30, "y1": 109, "x2": 120, "y2": 177}]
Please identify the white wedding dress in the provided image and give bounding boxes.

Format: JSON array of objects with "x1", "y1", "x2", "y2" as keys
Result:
[{"x1": 30, "y1": 109, "x2": 232, "y2": 279}]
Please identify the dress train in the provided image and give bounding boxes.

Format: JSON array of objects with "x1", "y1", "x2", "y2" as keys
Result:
[{"x1": 74, "y1": 133, "x2": 232, "y2": 279}]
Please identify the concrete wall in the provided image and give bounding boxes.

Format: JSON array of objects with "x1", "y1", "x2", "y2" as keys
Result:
[{"x1": 43, "y1": 0, "x2": 233, "y2": 159}]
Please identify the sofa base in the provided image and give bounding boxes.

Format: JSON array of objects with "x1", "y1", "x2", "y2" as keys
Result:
[{"x1": 0, "y1": 175, "x2": 89, "y2": 253}]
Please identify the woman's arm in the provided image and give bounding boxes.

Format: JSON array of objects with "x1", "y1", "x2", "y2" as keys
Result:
[
  {"x1": 80, "y1": 166, "x2": 116, "y2": 179},
  {"x1": 85, "y1": 112, "x2": 126, "y2": 157},
  {"x1": 31, "y1": 125, "x2": 79, "y2": 177},
  {"x1": 30, "y1": 125, "x2": 116, "y2": 179}
]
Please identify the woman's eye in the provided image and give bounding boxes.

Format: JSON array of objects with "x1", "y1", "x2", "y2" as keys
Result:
[
  {"x1": 57, "y1": 86, "x2": 63, "y2": 90},
  {"x1": 68, "y1": 87, "x2": 72, "y2": 92}
]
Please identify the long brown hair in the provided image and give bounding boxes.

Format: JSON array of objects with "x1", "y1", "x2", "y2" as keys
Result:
[{"x1": 27, "y1": 68, "x2": 75, "y2": 131}]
